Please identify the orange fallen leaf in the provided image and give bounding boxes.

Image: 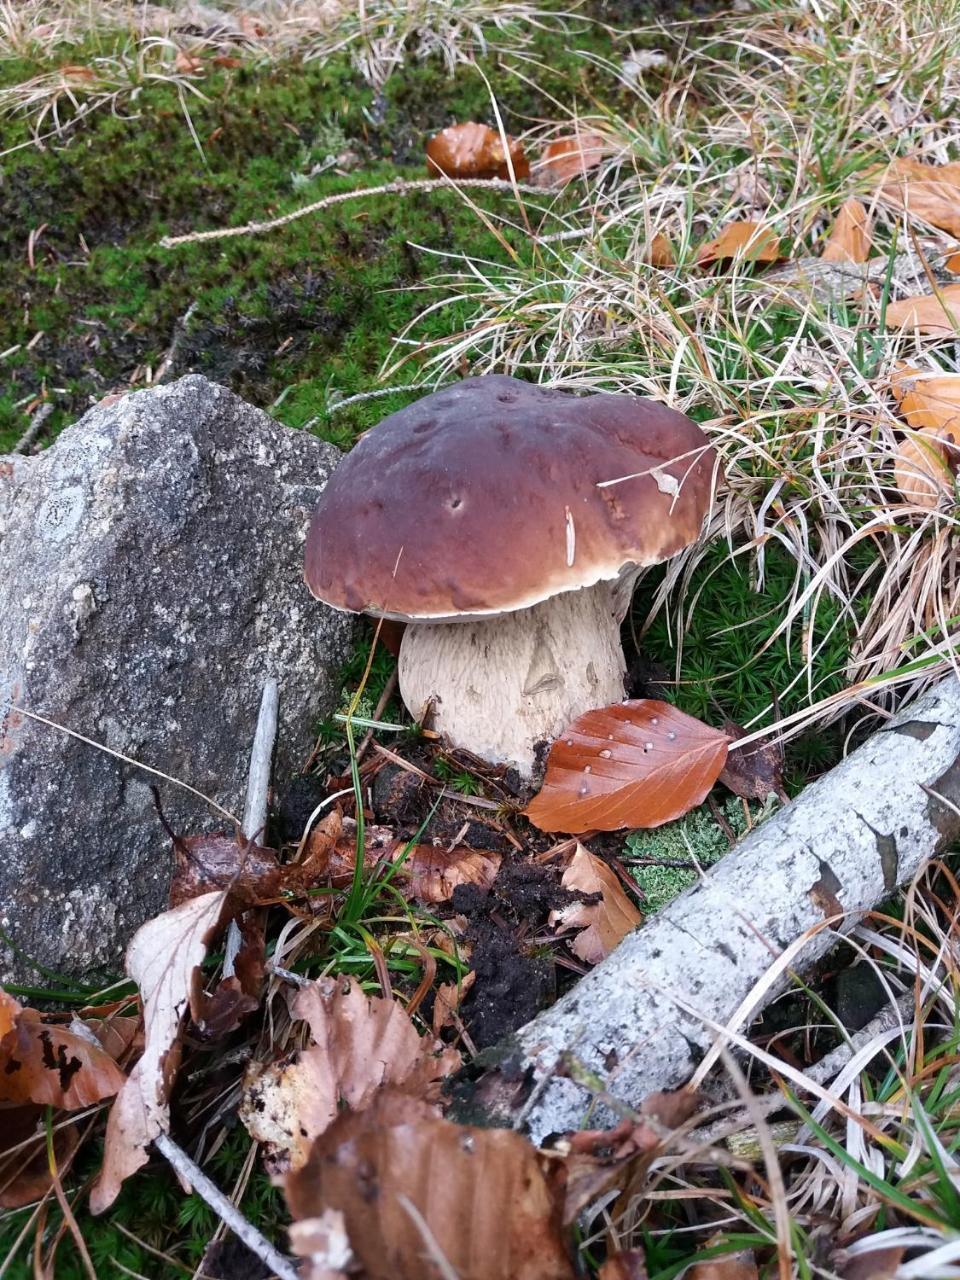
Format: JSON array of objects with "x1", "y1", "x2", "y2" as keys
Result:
[
  {"x1": 687, "y1": 1250, "x2": 759, "y2": 1280},
  {"x1": 891, "y1": 366, "x2": 960, "y2": 445},
  {"x1": 885, "y1": 285, "x2": 960, "y2": 335},
  {"x1": 91, "y1": 889, "x2": 227, "y2": 1213},
  {"x1": 821, "y1": 197, "x2": 871, "y2": 264},
  {"x1": 550, "y1": 846, "x2": 642, "y2": 964},
  {"x1": 174, "y1": 49, "x2": 204, "y2": 74},
  {"x1": 0, "y1": 999, "x2": 126, "y2": 1110},
  {"x1": 947, "y1": 249, "x2": 960, "y2": 274},
  {"x1": 285, "y1": 1091, "x2": 576, "y2": 1280},
  {"x1": 894, "y1": 431, "x2": 953, "y2": 507},
  {"x1": 401, "y1": 843, "x2": 501, "y2": 903},
  {"x1": 432, "y1": 971, "x2": 476, "y2": 1035},
  {"x1": 525, "y1": 700, "x2": 730, "y2": 833},
  {"x1": 645, "y1": 232, "x2": 675, "y2": 267},
  {"x1": 538, "y1": 131, "x2": 608, "y2": 185},
  {"x1": 240, "y1": 976, "x2": 460, "y2": 1176},
  {"x1": 427, "y1": 122, "x2": 530, "y2": 181},
  {"x1": 879, "y1": 158, "x2": 960, "y2": 237},
  {"x1": 697, "y1": 221, "x2": 780, "y2": 268}
]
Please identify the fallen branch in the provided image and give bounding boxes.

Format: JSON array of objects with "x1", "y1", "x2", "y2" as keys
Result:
[
  {"x1": 456, "y1": 676, "x2": 960, "y2": 1141},
  {"x1": 154, "y1": 1133, "x2": 299, "y2": 1280},
  {"x1": 158, "y1": 177, "x2": 547, "y2": 248}
]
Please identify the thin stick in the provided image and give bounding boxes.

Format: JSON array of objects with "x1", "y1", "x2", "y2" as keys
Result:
[
  {"x1": 154, "y1": 1133, "x2": 299, "y2": 1280},
  {"x1": 241, "y1": 678, "x2": 279, "y2": 841},
  {"x1": 158, "y1": 177, "x2": 547, "y2": 248},
  {"x1": 13, "y1": 401, "x2": 53, "y2": 454}
]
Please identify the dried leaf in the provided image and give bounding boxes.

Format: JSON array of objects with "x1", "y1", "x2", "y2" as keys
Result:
[
  {"x1": 947, "y1": 250, "x2": 960, "y2": 274},
  {"x1": 0, "y1": 1106, "x2": 80, "y2": 1210},
  {"x1": 174, "y1": 49, "x2": 204, "y2": 74},
  {"x1": 892, "y1": 367, "x2": 960, "y2": 451},
  {"x1": 885, "y1": 284, "x2": 960, "y2": 334},
  {"x1": 426, "y1": 122, "x2": 530, "y2": 181},
  {"x1": 288, "y1": 812, "x2": 395, "y2": 892},
  {"x1": 697, "y1": 221, "x2": 780, "y2": 268},
  {"x1": 879, "y1": 158, "x2": 960, "y2": 236},
  {"x1": 401, "y1": 844, "x2": 502, "y2": 903},
  {"x1": 0, "y1": 1005, "x2": 126, "y2": 1109},
  {"x1": 285, "y1": 1091, "x2": 576, "y2": 1280},
  {"x1": 91, "y1": 890, "x2": 227, "y2": 1213},
  {"x1": 840, "y1": 1246, "x2": 905, "y2": 1280},
  {"x1": 289, "y1": 1209, "x2": 354, "y2": 1280},
  {"x1": 821, "y1": 197, "x2": 871, "y2": 264},
  {"x1": 550, "y1": 846, "x2": 642, "y2": 964},
  {"x1": 687, "y1": 1252, "x2": 759, "y2": 1280},
  {"x1": 168, "y1": 832, "x2": 281, "y2": 909},
  {"x1": 718, "y1": 721, "x2": 787, "y2": 803},
  {"x1": 240, "y1": 975, "x2": 460, "y2": 1176},
  {"x1": 432, "y1": 971, "x2": 476, "y2": 1036},
  {"x1": 894, "y1": 431, "x2": 953, "y2": 507},
  {"x1": 645, "y1": 233, "x2": 675, "y2": 267},
  {"x1": 599, "y1": 1251, "x2": 648, "y2": 1280},
  {"x1": 538, "y1": 131, "x2": 608, "y2": 185},
  {"x1": 525, "y1": 700, "x2": 730, "y2": 833}
]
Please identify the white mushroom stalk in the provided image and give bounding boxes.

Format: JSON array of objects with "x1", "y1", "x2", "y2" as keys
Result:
[{"x1": 398, "y1": 581, "x2": 626, "y2": 777}]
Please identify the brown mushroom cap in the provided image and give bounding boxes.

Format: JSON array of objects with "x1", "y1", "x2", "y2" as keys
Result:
[{"x1": 305, "y1": 376, "x2": 716, "y2": 621}]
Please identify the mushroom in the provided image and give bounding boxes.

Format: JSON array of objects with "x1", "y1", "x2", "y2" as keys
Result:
[{"x1": 304, "y1": 376, "x2": 716, "y2": 776}]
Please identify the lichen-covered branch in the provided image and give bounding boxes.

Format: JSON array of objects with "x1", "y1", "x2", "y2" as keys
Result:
[{"x1": 458, "y1": 676, "x2": 960, "y2": 1142}]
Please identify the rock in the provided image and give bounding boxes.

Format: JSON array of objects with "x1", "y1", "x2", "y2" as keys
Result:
[{"x1": 0, "y1": 376, "x2": 356, "y2": 985}]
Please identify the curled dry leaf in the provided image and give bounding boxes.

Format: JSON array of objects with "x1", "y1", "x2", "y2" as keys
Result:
[
  {"x1": 645, "y1": 232, "x2": 675, "y2": 267},
  {"x1": 401, "y1": 843, "x2": 502, "y2": 903},
  {"x1": 525, "y1": 700, "x2": 730, "y2": 833},
  {"x1": 718, "y1": 721, "x2": 787, "y2": 803},
  {"x1": 821, "y1": 197, "x2": 871, "y2": 264},
  {"x1": 550, "y1": 845, "x2": 642, "y2": 964},
  {"x1": 538, "y1": 131, "x2": 608, "y2": 186},
  {"x1": 687, "y1": 1249, "x2": 759, "y2": 1280},
  {"x1": 240, "y1": 975, "x2": 460, "y2": 1176},
  {"x1": 426, "y1": 122, "x2": 530, "y2": 181},
  {"x1": 891, "y1": 364, "x2": 960, "y2": 453},
  {"x1": 697, "y1": 221, "x2": 780, "y2": 268},
  {"x1": 0, "y1": 999, "x2": 127, "y2": 1109},
  {"x1": 885, "y1": 284, "x2": 960, "y2": 335},
  {"x1": 432, "y1": 971, "x2": 476, "y2": 1036},
  {"x1": 894, "y1": 431, "x2": 953, "y2": 507},
  {"x1": 285, "y1": 1090, "x2": 576, "y2": 1280},
  {"x1": 878, "y1": 157, "x2": 960, "y2": 236},
  {"x1": 91, "y1": 889, "x2": 227, "y2": 1213},
  {"x1": 168, "y1": 831, "x2": 281, "y2": 909},
  {"x1": 599, "y1": 1251, "x2": 648, "y2": 1280},
  {"x1": 289, "y1": 1208, "x2": 354, "y2": 1280}
]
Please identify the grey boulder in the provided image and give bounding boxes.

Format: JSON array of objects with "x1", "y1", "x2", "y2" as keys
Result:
[{"x1": 0, "y1": 375, "x2": 356, "y2": 984}]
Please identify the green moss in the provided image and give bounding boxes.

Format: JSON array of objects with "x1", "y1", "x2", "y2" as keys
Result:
[{"x1": 624, "y1": 795, "x2": 769, "y2": 912}]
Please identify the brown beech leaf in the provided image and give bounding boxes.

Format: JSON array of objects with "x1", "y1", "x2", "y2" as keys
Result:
[
  {"x1": 885, "y1": 284, "x2": 960, "y2": 334},
  {"x1": 718, "y1": 721, "x2": 787, "y2": 803},
  {"x1": 687, "y1": 1250, "x2": 759, "y2": 1280},
  {"x1": 645, "y1": 232, "x2": 675, "y2": 267},
  {"x1": 821, "y1": 197, "x2": 871, "y2": 263},
  {"x1": 538, "y1": 131, "x2": 608, "y2": 185},
  {"x1": 432, "y1": 971, "x2": 476, "y2": 1035},
  {"x1": 697, "y1": 221, "x2": 780, "y2": 268},
  {"x1": 240, "y1": 975, "x2": 460, "y2": 1176},
  {"x1": 840, "y1": 1246, "x2": 905, "y2": 1280},
  {"x1": 91, "y1": 889, "x2": 227, "y2": 1213},
  {"x1": 525, "y1": 700, "x2": 730, "y2": 833},
  {"x1": 948, "y1": 249, "x2": 960, "y2": 274},
  {"x1": 174, "y1": 49, "x2": 204, "y2": 74},
  {"x1": 400, "y1": 844, "x2": 502, "y2": 903},
  {"x1": 599, "y1": 1250, "x2": 648, "y2": 1280},
  {"x1": 878, "y1": 158, "x2": 960, "y2": 236},
  {"x1": 0, "y1": 1002, "x2": 127, "y2": 1109},
  {"x1": 550, "y1": 846, "x2": 642, "y2": 964},
  {"x1": 285, "y1": 1091, "x2": 576, "y2": 1280},
  {"x1": 168, "y1": 831, "x2": 281, "y2": 909},
  {"x1": 426, "y1": 122, "x2": 530, "y2": 181},
  {"x1": 894, "y1": 431, "x2": 953, "y2": 507},
  {"x1": 287, "y1": 811, "x2": 397, "y2": 892},
  {"x1": 892, "y1": 367, "x2": 960, "y2": 455}
]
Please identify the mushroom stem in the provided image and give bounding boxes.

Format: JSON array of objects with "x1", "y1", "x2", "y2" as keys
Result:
[{"x1": 397, "y1": 581, "x2": 627, "y2": 777}]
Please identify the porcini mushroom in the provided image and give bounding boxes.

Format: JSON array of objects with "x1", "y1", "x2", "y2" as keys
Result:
[{"x1": 304, "y1": 376, "x2": 716, "y2": 776}]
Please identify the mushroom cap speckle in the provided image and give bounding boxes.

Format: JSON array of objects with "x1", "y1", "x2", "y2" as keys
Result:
[{"x1": 305, "y1": 376, "x2": 716, "y2": 621}]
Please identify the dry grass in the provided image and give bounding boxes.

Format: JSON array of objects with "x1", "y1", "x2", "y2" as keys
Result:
[
  {"x1": 386, "y1": 0, "x2": 960, "y2": 744},
  {"x1": 0, "y1": 0, "x2": 576, "y2": 147}
]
